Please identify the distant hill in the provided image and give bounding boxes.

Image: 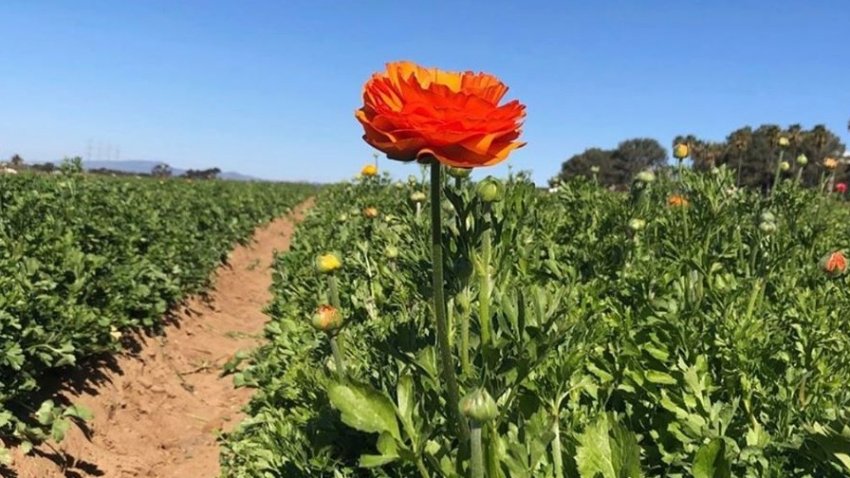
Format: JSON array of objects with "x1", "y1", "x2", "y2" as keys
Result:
[{"x1": 83, "y1": 160, "x2": 258, "y2": 181}]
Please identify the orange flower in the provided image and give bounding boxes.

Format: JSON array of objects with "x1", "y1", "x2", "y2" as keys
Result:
[
  {"x1": 361, "y1": 164, "x2": 378, "y2": 177},
  {"x1": 363, "y1": 207, "x2": 379, "y2": 219},
  {"x1": 355, "y1": 61, "x2": 526, "y2": 168},
  {"x1": 823, "y1": 158, "x2": 839, "y2": 171},
  {"x1": 667, "y1": 194, "x2": 689, "y2": 208},
  {"x1": 820, "y1": 251, "x2": 847, "y2": 277}
]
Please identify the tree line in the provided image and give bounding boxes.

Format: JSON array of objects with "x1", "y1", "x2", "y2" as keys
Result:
[{"x1": 552, "y1": 123, "x2": 848, "y2": 190}]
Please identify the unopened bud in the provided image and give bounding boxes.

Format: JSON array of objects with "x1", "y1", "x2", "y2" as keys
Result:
[{"x1": 460, "y1": 388, "x2": 498, "y2": 424}]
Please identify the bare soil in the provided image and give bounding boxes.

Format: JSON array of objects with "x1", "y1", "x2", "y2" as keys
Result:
[{"x1": 10, "y1": 200, "x2": 312, "y2": 478}]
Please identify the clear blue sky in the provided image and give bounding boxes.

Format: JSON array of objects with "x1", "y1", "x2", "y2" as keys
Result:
[{"x1": 1, "y1": 1, "x2": 848, "y2": 184}]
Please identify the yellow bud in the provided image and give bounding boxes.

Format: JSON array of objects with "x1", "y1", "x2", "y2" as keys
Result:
[
  {"x1": 316, "y1": 253, "x2": 342, "y2": 273},
  {"x1": 361, "y1": 164, "x2": 378, "y2": 177},
  {"x1": 673, "y1": 143, "x2": 689, "y2": 160}
]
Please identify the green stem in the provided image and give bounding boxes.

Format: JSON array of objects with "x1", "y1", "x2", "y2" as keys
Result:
[
  {"x1": 485, "y1": 422, "x2": 500, "y2": 478},
  {"x1": 329, "y1": 335, "x2": 346, "y2": 378},
  {"x1": 478, "y1": 203, "x2": 493, "y2": 349},
  {"x1": 460, "y1": 290, "x2": 471, "y2": 375},
  {"x1": 327, "y1": 275, "x2": 341, "y2": 309},
  {"x1": 678, "y1": 158, "x2": 684, "y2": 182},
  {"x1": 551, "y1": 412, "x2": 563, "y2": 478},
  {"x1": 429, "y1": 161, "x2": 469, "y2": 444},
  {"x1": 326, "y1": 275, "x2": 346, "y2": 378},
  {"x1": 470, "y1": 422, "x2": 484, "y2": 478},
  {"x1": 416, "y1": 457, "x2": 431, "y2": 478},
  {"x1": 772, "y1": 150, "x2": 785, "y2": 197},
  {"x1": 796, "y1": 166, "x2": 804, "y2": 186}
]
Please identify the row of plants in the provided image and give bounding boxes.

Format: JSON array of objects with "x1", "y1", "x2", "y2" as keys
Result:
[
  {"x1": 0, "y1": 172, "x2": 312, "y2": 462},
  {"x1": 220, "y1": 161, "x2": 850, "y2": 477}
]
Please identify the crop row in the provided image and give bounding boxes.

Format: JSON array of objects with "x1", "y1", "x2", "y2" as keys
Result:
[
  {"x1": 221, "y1": 166, "x2": 849, "y2": 477},
  {"x1": 0, "y1": 173, "x2": 312, "y2": 460}
]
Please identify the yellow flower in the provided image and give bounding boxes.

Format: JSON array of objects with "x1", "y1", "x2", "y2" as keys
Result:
[
  {"x1": 673, "y1": 143, "x2": 689, "y2": 160},
  {"x1": 824, "y1": 158, "x2": 838, "y2": 171},
  {"x1": 316, "y1": 253, "x2": 342, "y2": 273},
  {"x1": 361, "y1": 164, "x2": 378, "y2": 177},
  {"x1": 778, "y1": 137, "x2": 790, "y2": 147}
]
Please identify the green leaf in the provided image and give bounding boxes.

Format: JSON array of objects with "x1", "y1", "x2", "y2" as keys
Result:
[
  {"x1": 328, "y1": 382, "x2": 401, "y2": 441},
  {"x1": 35, "y1": 400, "x2": 56, "y2": 425},
  {"x1": 693, "y1": 439, "x2": 731, "y2": 478},
  {"x1": 51, "y1": 417, "x2": 71, "y2": 442},
  {"x1": 359, "y1": 454, "x2": 399, "y2": 468},
  {"x1": 645, "y1": 370, "x2": 677, "y2": 385},
  {"x1": 397, "y1": 374, "x2": 414, "y2": 430},
  {"x1": 64, "y1": 404, "x2": 94, "y2": 421},
  {"x1": 575, "y1": 413, "x2": 642, "y2": 478}
]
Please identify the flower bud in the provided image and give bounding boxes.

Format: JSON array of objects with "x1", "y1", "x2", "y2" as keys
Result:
[
  {"x1": 673, "y1": 143, "x2": 689, "y2": 160},
  {"x1": 796, "y1": 154, "x2": 808, "y2": 166},
  {"x1": 361, "y1": 164, "x2": 378, "y2": 177},
  {"x1": 476, "y1": 178, "x2": 504, "y2": 203},
  {"x1": 759, "y1": 211, "x2": 775, "y2": 223},
  {"x1": 820, "y1": 251, "x2": 847, "y2": 277},
  {"x1": 759, "y1": 221, "x2": 777, "y2": 234},
  {"x1": 778, "y1": 137, "x2": 790, "y2": 147},
  {"x1": 363, "y1": 207, "x2": 379, "y2": 219},
  {"x1": 316, "y1": 253, "x2": 342, "y2": 273},
  {"x1": 384, "y1": 245, "x2": 399, "y2": 259},
  {"x1": 628, "y1": 218, "x2": 646, "y2": 231},
  {"x1": 590, "y1": 166, "x2": 600, "y2": 174},
  {"x1": 337, "y1": 213, "x2": 348, "y2": 223},
  {"x1": 447, "y1": 167, "x2": 472, "y2": 179},
  {"x1": 410, "y1": 191, "x2": 427, "y2": 203},
  {"x1": 836, "y1": 182, "x2": 848, "y2": 194},
  {"x1": 311, "y1": 305, "x2": 344, "y2": 333},
  {"x1": 394, "y1": 181, "x2": 404, "y2": 188},
  {"x1": 779, "y1": 161, "x2": 790, "y2": 172},
  {"x1": 635, "y1": 170, "x2": 656, "y2": 183},
  {"x1": 459, "y1": 388, "x2": 498, "y2": 424},
  {"x1": 824, "y1": 158, "x2": 838, "y2": 171},
  {"x1": 667, "y1": 194, "x2": 689, "y2": 208}
]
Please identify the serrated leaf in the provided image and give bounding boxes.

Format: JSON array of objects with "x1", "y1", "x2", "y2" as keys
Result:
[{"x1": 328, "y1": 382, "x2": 400, "y2": 441}]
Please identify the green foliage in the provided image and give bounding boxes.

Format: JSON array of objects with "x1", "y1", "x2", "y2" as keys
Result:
[
  {"x1": 0, "y1": 172, "x2": 312, "y2": 449},
  {"x1": 221, "y1": 168, "x2": 850, "y2": 477}
]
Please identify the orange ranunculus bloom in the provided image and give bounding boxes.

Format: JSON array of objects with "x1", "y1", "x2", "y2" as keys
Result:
[
  {"x1": 820, "y1": 251, "x2": 847, "y2": 277},
  {"x1": 355, "y1": 61, "x2": 526, "y2": 168},
  {"x1": 667, "y1": 194, "x2": 689, "y2": 208}
]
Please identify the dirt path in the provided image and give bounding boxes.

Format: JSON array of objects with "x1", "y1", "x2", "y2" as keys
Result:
[{"x1": 11, "y1": 200, "x2": 312, "y2": 478}]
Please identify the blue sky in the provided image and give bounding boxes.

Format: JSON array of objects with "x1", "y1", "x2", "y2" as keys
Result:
[{"x1": 1, "y1": 1, "x2": 848, "y2": 184}]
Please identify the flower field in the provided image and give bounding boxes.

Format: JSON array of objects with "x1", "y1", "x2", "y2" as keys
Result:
[
  {"x1": 220, "y1": 165, "x2": 850, "y2": 477},
  {"x1": 0, "y1": 172, "x2": 312, "y2": 461}
]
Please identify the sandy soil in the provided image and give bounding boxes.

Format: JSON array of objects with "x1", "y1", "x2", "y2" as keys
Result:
[{"x1": 9, "y1": 200, "x2": 311, "y2": 478}]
